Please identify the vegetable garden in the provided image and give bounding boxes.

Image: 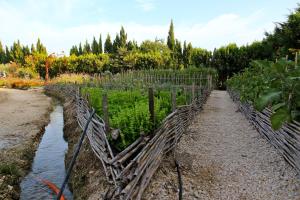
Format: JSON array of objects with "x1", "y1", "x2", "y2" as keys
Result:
[
  {"x1": 46, "y1": 67, "x2": 216, "y2": 199},
  {"x1": 79, "y1": 67, "x2": 217, "y2": 151}
]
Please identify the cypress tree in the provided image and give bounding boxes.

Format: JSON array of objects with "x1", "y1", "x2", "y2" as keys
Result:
[
  {"x1": 5, "y1": 46, "x2": 10, "y2": 63},
  {"x1": 119, "y1": 26, "x2": 127, "y2": 48},
  {"x1": 11, "y1": 40, "x2": 24, "y2": 63},
  {"x1": 22, "y1": 45, "x2": 30, "y2": 57},
  {"x1": 70, "y1": 45, "x2": 79, "y2": 55},
  {"x1": 0, "y1": 41, "x2": 4, "y2": 63},
  {"x1": 31, "y1": 44, "x2": 36, "y2": 54},
  {"x1": 36, "y1": 38, "x2": 47, "y2": 54},
  {"x1": 167, "y1": 20, "x2": 175, "y2": 51},
  {"x1": 183, "y1": 41, "x2": 188, "y2": 67},
  {"x1": 113, "y1": 34, "x2": 121, "y2": 53},
  {"x1": 83, "y1": 40, "x2": 91, "y2": 54},
  {"x1": 78, "y1": 43, "x2": 83, "y2": 55},
  {"x1": 104, "y1": 34, "x2": 113, "y2": 53},
  {"x1": 98, "y1": 34, "x2": 103, "y2": 53},
  {"x1": 91, "y1": 36, "x2": 98, "y2": 54},
  {"x1": 174, "y1": 39, "x2": 182, "y2": 65}
]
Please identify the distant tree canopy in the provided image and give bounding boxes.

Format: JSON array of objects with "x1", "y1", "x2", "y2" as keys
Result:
[
  {"x1": 1, "y1": 4, "x2": 299, "y2": 84},
  {"x1": 0, "y1": 38, "x2": 47, "y2": 65}
]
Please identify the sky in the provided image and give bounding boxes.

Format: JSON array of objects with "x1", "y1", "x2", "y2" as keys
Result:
[{"x1": 0, "y1": 0, "x2": 299, "y2": 54}]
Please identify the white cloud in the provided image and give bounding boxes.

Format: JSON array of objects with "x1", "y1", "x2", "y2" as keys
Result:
[
  {"x1": 0, "y1": 2, "x2": 274, "y2": 55},
  {"x1": 135, "y1": 0, "x2": 155, "y2": 11}
]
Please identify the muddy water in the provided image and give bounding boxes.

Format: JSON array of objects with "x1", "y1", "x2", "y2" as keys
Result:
[{"x1": 20, "y1": 105, "x2": 73, "y2": 200}]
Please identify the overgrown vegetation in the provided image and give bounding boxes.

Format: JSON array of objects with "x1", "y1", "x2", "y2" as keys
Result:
[{"x1": 227, "y1": 59, "x2": 300, "y2": 129}]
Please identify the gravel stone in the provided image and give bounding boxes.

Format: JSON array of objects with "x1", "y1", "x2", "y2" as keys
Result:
[{"x1": 143, "y1": 90, "x2": 300, "y2": 200}]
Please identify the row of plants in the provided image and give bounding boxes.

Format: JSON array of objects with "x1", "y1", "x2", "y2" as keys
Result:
[
  {"x1": 81, "y1": 87, "x2": 188, "y2": 151},
  {"x1": 227, "y1": 59, "x2": 300, "y2": 130}
]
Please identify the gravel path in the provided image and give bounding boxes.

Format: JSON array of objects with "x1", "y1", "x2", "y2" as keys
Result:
[{"x1": 144, "y1": 90, "x2": 300, "y2": 200}]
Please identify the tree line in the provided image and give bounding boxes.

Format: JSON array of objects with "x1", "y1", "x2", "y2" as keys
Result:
[
  {"x1": 0, "y1": 4, "x2": 299, "y2": 86},
  {"x1": 0, "y1": 38, "x2": 47, "y2": 65}
]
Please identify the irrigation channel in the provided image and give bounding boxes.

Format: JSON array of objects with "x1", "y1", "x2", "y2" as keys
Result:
[{"x1": 20, "y1": 105, "x2": 73, "y2": 200}]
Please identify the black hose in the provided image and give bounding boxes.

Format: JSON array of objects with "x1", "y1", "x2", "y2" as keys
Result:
[
  {"x1": 175, "y1": 159, "x2": 183, "y2": 200},
  {"x1": 57, "y1": 109, "x2": 96, "y2": 200}
]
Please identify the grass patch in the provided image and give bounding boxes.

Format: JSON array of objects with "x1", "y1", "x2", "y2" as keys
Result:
[{"x1": 0, "y1": 163, "x2": 20, "y2": 177}]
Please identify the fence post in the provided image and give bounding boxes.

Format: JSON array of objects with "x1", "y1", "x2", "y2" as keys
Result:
[
  {"x1": 102, "y1": 92, "x2": 110, "y2": 131},
  {"x1": 148, "y1": 88, "x2": 155, "y2": 127},
  {"x1": 207, "y1": 75, "x2": 210, "y2": 90},
  {"x1": 192, "y1": 83, "x2": 195, "y2": 101},
  {"x1": 171, "y1": 87, "x2": 176, "y2": 112}
]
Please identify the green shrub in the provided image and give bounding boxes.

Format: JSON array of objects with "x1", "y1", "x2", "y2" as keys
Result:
[{"x1": 227, "y1": 59, "x2": 300, "y2": 129}]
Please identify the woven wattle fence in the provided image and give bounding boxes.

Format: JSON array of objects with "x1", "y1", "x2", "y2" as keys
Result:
[
  {"x1": 228, "y1": 89, "x2": 300, "y2": 173},
  {"x1": 47, "y1": 84, "x2": 211, "y2": 199}
]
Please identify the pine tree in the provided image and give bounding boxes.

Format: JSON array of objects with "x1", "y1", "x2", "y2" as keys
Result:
[
  {"x1": 98, "y1": 34, "x2": 103, "y2": 54},
  {"x1": 78, "y1": 43, "x2": 83, "y2": 55},
  {"x1": 104, "y1": 34, "x2": 113, "y2": 53},
  {"x1": 167, "y1": 20, "x2": 175, "y2": 51},
  {"x1": 91, "y1": 36, "x2": 98, "y2": 54}
]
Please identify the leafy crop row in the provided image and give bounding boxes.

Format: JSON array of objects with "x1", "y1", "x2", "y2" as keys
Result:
[
  {"x1": 81, "y1": 87, "x2": 187, "y2": 151},
  {"x1": 227, "y1": 59, "x2": 300, "y2": 129}
]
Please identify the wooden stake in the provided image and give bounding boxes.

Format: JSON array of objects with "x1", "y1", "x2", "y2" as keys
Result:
[
  {"x1": 192, "y1": 83, "x2": 195, "y2": 100},
  {"x1": 295, "y1": 52, "x2": 298, "y2": 66},
  {"x1": 102, "y1": 92, "x2": 110, "y2": 131},
  {"x1": 171, "y1": 87, "x2": 176, "y2": 112},
  {"x1": 148, "y1": 88, "x2": 155, "y2": 127}
]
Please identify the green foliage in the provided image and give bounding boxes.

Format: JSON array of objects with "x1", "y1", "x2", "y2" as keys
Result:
[
  {"x1": 0, "y1": 41, "x2": 5, "y2": 64},
  {"x1": 36, "y1": 38, "x2": 47, "y2": 54},
  {"x1": 16, "y1": 67, "x2": 39, "y2": 79},
  {"x1": 124, "y1": 51, "x2": 170, "y2": 70},
  {"x1": 104, "y1": 34, "x2": 113, "y2": 53},
  {"x1": 91, "y1": 36, "x2": 99, "y2": 54},
  {"x1": 83, "y1": 40, "x2": 91, "y2": 54},
  {"x1": 98, "y1": 34, "x2": 103, "y2": 54},
  {"x1": 81, "y1": 87, "x2": 187, "y2": 150},
  {"x1": 0, "y1": 163, "x2": 20, "y2": 177},
  {"x1": 227, "y1": 59, "x2": 300, "y2": 129},
  {"x1": 167, "y1": 20, "x2": 175, "y2": 51},
  {"x1": 33, "y1": 53, "x2": 109, "y2": 78}
]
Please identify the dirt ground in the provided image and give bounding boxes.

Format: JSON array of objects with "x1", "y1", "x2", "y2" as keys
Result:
[
  {"x1": 0, "y1": 88, "x2": 52, "y2": 199},
  {"x1": 0, "y1": 88, "x2": 52, "y2": 149}
]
